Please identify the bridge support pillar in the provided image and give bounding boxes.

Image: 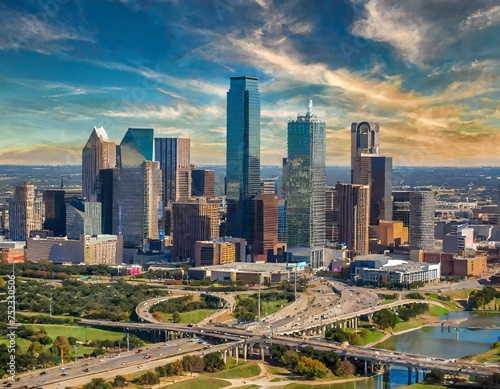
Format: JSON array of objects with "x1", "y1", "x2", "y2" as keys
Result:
[
  {"x1": 259, "y1": 344, "x2": 264, "y2": 361},
  {"x1": 415, "y1": 368, "x2": 419, "y2": 383},
  {"x1": 408, "y1": 367, "x2": 412, "y2": 385},
  {"x1": 355, "y1": 317, "x2": 358, "y2": 329},
  {"x1": 223, "y1": 349, "x2": 227, "y2": 364},
  {"x1": 234, "y1": 346, "x2": 238, "y2": 362},
  {"x1": 364, "y1": 360, "x2": 368, "y2": 376},
  {"x1": 243, "y1": 343, "x2": 248, "y2": 361}
]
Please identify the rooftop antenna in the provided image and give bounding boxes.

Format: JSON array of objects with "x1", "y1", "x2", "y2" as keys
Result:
[{"x1": 307, "y1": 98, "x2": 313, "y2": 115}]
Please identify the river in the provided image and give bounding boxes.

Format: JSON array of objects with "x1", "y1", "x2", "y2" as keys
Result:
[{"x1": 328, "y1": 311, "x2": 500, "y2": 388}]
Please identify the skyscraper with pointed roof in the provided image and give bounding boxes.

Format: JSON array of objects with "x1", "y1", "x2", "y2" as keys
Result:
[
  {"x1": 285, "y1": 100, "x2": 326, "y2": 267},
  {"x1": 82, "y1": 126, "x2": 116, "y2": 202}
]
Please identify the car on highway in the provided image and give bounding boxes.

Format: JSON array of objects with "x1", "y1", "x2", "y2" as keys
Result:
[
  {"x1": 39, "y1": 372, "x2": 47, "y2": 376},
  {"x1": 136, "y1": 349, "x2": 143, "y2": 353},
  {"x1": 83, "y1": 368, "x2": 89, "y2": 373}
]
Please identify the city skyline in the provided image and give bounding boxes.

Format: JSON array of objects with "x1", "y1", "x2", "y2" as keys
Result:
[{"x1": 0, "y1": 0, "x2": 499, "y2": 166}]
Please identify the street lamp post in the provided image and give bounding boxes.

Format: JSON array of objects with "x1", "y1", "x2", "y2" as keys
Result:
[{"x1": 258, "y1": 273, "x2": 261, "y2": 322}]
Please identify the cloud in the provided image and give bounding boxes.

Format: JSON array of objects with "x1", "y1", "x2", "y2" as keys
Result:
[
  {"x1": 0, "y1": 7, "x2": 94, "y2": 53},
  {"x1": 461, "y1": 4, "x2": 500, "y2": 31},
  {"x1": 350, "y1": 0, "x2": 500, "y2": 66},
  {"x1": 156, "y1": 88, "x2": 183, "y2": 99}
]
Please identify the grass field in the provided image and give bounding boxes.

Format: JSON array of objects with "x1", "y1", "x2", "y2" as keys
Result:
[
  {"x1": 393, "y1": 318, "x2": 422, "y2": 332},
  {"x1": 427, "y1": 304, "x2": 450, "y2": 317},
  {"x1": 0, "y1": 324, "x2": 125, "y2": 356},
  {"x1": 232, "y1": 385, "x2": 260, "y2": 389},
  {"x1": 162, "y1": 377, "x2": 231, "y2": 389},
  {"x1": 155, "y1": 309, "x2": 218, "y2": 324},
  {"x1": 462, "y1": 344, "x2": 500, "y2": 363},
  {"x1": 208, "y1": 363, "x2": 261, "y2": 379},
  {"x1": 261, "y1": 299, "x2": 289, "y2": 316}
]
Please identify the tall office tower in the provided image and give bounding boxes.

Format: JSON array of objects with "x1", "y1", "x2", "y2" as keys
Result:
[
  {"x1": 42, "y1": 190, "x2": 66, "y2": 236},
  {"x1": 82, "y1": 127, "x2": 116, "y2": 202},
  {"x1": 351, "y1": 122, "x2": 392, "y2": 225},
  {"x1": 66, "y1": 199, "x2": 102, "y2": 239},
  {"x1": 192, "y1": 169, "x2": 215, "y2": 198},
  {"x1": 334, "y1": 183, "x2": 370, "y2": 257},
  {"x1": 226, "y1": 76, "x2": 261, "y2": 237},
  {"x1": 172, "y1": 198, "x2": 219, "y2": 261},
  {"x1": 409, "y1": 191, "x2": 435, "y2": 250},
  {"x1": 281, "y1": 157, "x2": 288, "y2": 198},
  {"x1": 278, "y1": 198, "x2": 287, "y2": 243},
  {"x1": 247, "y1": 194, "x2": 279, "y2": 260},
  {"x1": 99, "y1": 169, "x2": 114, "y2": 235},
  {"x1": 9, "y1": 183, "x2": 44, "y2": 241},
  {"x1": 392, "y1": 191, "x2": 411, "y2": 227},
  {"x1": 325, "y1": 186, "x2": 337, "y2": 243},
  {"x1": 113, "y1": 129, "x2": 162, "y2": 248},
  {"x1": 285, "y1": 100, "x2": 326, "y2": 267},
  {"x1": 155, "y1": 137, "x2": 192, "y2": 203}
]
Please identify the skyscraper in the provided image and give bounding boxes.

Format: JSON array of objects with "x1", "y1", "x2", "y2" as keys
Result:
[
  {"x1": 112, "y1": 129, "x2": 162, "y2": 248},
  {"x1": 409, "y1": 191, "x2": 435, "y2": 250},
  {"x1": 192, "y1": 169, "x2": 215, "y2": 198},
  {"x1": 226, "y1": 76, "x2": 261, "y2": 201},
  {"x1": 351, "y1": 122, "x2": 392, "y2": 225},
  {"x1": 226, "y1": 76, "x2": 261, "y2": 238},
  {"x1": 42, "y1": 189, "x2": 66, "y2": 237},
  {"x1": 334, "y1": 183, "x2": 370, "y2": 257},
  {"x1": 82, "y1": 127, "x2": 116, "y2": 202},
  {"x1": 155, "y1": 137, "x2": 192, "y2": 203},
  {"x1": 285, "y1": 100, "x2": 326, "y2": 266},
  {"x1": 9, "y1": 182, "x2": 44, "y2": 241},
  {"x1": 172, "y1": 198, "x2": 220, "y2": 261}
]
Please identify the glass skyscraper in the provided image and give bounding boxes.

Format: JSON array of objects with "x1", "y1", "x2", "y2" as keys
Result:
[
  {"x1": 226, "y1": 76, "x2": 261, "y2": 201},
  {"x1": 226, "y1": 76, "x2": 261, "y2": 239},
  {"x1": 285, "y1": 100, "x2": 326, "y2": 266}
]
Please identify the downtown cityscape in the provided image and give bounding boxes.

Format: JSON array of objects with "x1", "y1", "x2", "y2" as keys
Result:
[{"x1": 1, "y1": 1, "x2": 500, "y2": 389}]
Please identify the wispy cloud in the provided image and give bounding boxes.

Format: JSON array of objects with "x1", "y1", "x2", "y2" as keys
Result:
[
  {"x1": 461, "y1": 4, "x2": 500, "y2": 31},
  {"x1": 0, "y1": 7, "x2": 94, "y2": 53}
]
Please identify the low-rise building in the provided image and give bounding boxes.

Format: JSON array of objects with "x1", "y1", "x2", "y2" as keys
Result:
[
  {"x1": 195, "y1": 240, "x2": 236, "y2": 267},
  {"x1": 351, "y1": 254, "x2": 440, "y2": 285},
  {"x1": 422, "y1": 252, "x2": 487, "y2": 278}
]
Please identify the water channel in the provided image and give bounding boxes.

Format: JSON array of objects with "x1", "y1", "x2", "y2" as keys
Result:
[{"x1": 328, "y1": 311, "x2": 500, "y2": 388}]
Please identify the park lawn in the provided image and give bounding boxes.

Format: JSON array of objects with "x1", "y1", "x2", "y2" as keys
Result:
[
  {"x1": 261, "y1": 299, "x2": 289, "y2": 316},
  {"x1": 393, "y1": 318, "x2": 422, "y2": 332},
  {"x1": 0, "y1": 334, "x2": 100, "y2": 357},
  {"x1": 343, "y1": 328, "x2": 386, "y2": 346},
  {"x1": 427, "y1": 304, "x2": 449, "y2": 317},
  {"x1": 265, "y1": 364, "x2": 292, "y2": 375},
  {"x1": 209, "y1": 363, "x2": 261, "y2": 379},
  {"x1": 155, "y1": 309, "x2": 218, "y2": 324},
  {"x1": 425, "y1": 294, "x2": 462, "y2": 310},
  {"x1": 382, "y1": 298, "x2": 397, "y2": 304},
  {"x1": 441, "y1": 289, "x2": 473, "y2": 300},
  {"x1": 285, "y1": 381, "x2": 367, "y2": 389},
  {"x1": 232, "y1": 385, "x2": 260, "y2": 389},
  {"x1": 0, "y1": 337, "x2": 31, "y2": 353},
  {"x1": 461, "y1": 345, "x2": 500, "y2": 363},
  {"x1": 24, "y1": 324, "x2": 125, "y2": 343},
  {"x1": 18, "y1": 311, "x2": 78, "y2": 322},
  {"x1": 163, "y1": 377, "x2": 231, "y2": 389}
]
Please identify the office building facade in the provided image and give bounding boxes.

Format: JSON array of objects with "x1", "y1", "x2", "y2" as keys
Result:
[
  {"x1": 66, "y1": 199, "x2": 102, "y2": 240},
  {"x1": 335, "y1": 183, "x2": 370, "y2": 257},
  {"x1": 155, "y1": 137, "x2": 192, "y2": 203},
  {"x1": 172, "y1": 198, "x2": 220, "y2": 261},
  {"x1": 82, "y1": 127, "x2": 116, "y2": 202},
  {"x1": 42, "y1": 189, "x2": 66, "y2": 237},
  {"x1": 409, "y1": 191, "x2": 435, "y2": 250},
  {"x1": 285, "y1": 100, "x2": 326, "y2": 267},
  {"x1": 9, "y1": 183, "x2": 44, "y2": 241},
  {"x1": 226, "y1": 76, "x2": 261, "y2": 238},
  {"x1": 351, "y1": 122, "x2": 392, "y2": 225},
  {"x1": 192, "y1": 169, "x2": 215, "y2": 198}
]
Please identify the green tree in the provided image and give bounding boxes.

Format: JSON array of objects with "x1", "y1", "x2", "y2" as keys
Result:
[
  {"x1": 373, "y1": 309, "x2": 397, "y2": 330},
  {"x1": 336, "y1": 359, "x2": 355, "y2": 377},
  {"x1": 325, "y1": 327, "x2": 349, "y2": 343},
  {"x1": 203, "y1": 352, "x2": 225, "y2": 372},
  {"x1": 295, "y1": 356, "x2": 329, "y2": 380},
  {"x1": 132, "y1": 371, "x2": 159, "y2": 385},
  {"x1": 68, "y1": 337, "x2": 78, "y2": 346},
  {"x1": 51, "y1": 336, "x2": 70, "y2": 363},
  {"x1": 172, "y1": 311, "x2": 181, "y2": 323},
  {"x1": 83, "y1": 378, "x2": 112, "y2": 389},
  {"x1": 281, "y1": 350, "x2": 299, "y2": 368},
  {"x1": 112, "y1": 375, "x2": 127, "y2": 388},
  {"x1": 28, "y1": 341, "x2": 44, "y2": 355}
]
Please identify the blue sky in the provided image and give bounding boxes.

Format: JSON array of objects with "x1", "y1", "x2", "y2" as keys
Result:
[{"x1": 0, "y1": 0, "x2": 499, "y2": 166}]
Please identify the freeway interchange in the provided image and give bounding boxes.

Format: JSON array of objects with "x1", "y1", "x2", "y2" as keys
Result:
[{"x1": 9, "y1": 278, "x2": 500, "y2": 387}]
